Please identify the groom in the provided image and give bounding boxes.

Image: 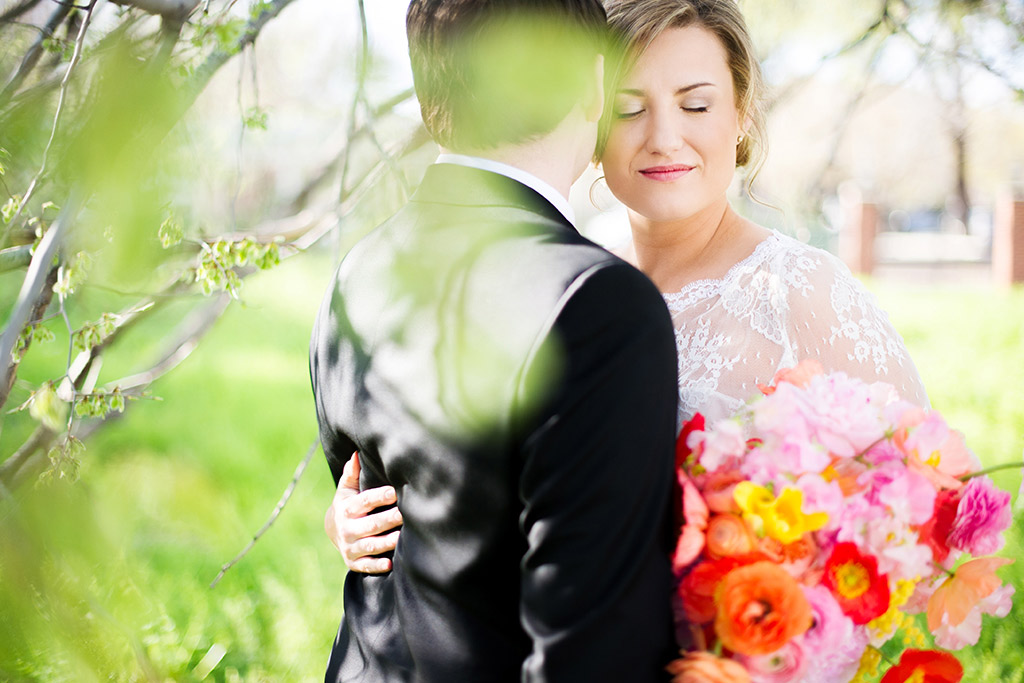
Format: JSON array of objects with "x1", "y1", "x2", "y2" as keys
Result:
[{"x1": 309, "y1": 0, "x2": 678, "y2": 680}]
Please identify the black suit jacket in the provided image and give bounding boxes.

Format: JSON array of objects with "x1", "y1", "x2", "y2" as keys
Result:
[{"x1": 310, "y1": 163, "x2": 678, "y2": 682}]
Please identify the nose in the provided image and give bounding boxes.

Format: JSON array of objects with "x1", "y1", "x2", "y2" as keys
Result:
[{"x1": 644, "y1": 106, "x2": 684, "y2": 156}]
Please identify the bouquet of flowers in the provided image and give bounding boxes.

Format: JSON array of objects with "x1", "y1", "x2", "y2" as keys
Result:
[{"x1": 668, "y1": 361, "x2": 1016, "y2": 683}]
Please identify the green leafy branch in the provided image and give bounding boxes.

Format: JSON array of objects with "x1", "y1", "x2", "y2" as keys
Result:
[{"x1": 191, "y1": 236, "x2": 280, "y2": 298}]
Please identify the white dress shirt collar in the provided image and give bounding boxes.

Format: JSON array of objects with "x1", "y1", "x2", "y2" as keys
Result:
[{"x1": 435, "y1": 153, "x2": 575, "y2": 225}]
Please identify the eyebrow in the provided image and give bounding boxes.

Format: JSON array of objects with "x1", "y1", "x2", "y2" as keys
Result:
[{"x1": 617, "y1": 83, "x2": 716, "y2": 96}]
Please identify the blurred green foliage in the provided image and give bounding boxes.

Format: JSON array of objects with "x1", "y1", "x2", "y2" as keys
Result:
[{"x1": 0, "y1": 256, "x2": 342, "y2": 681}]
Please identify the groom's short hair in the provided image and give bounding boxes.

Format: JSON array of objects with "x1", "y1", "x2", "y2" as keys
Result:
[{"x1": 407, "y1": 0, "x2": 607, "y2": 152}]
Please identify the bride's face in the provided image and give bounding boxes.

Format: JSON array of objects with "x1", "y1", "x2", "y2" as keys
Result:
[{"x1": 601, "y1": 25, "x2": 743, "y2": 224}]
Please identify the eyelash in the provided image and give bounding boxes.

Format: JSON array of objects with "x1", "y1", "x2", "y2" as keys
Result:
[{"x1": 614, "y1": 105, "x2": 709, "y2": 120}]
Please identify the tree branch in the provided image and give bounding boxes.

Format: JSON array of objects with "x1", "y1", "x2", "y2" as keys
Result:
[
  {"x1": 0, "y1": 425, "x2": 54, "y2": 490},
  {"x1": 0, "y1": 1, "x2": 73, "y2": 105},
  {"x1": 0, "y1": 244, "x2": 32, "y2": 273},
  {"x1": 107, "y1": 0, "x2": 199, "y2": 20},
  {"x1": 210, "y1": 437, "x2": 319, "y2": 588},
  {"x1": 0, "y1": 195, "x2": 79, "y2": 409},
  {"x1": 182, "y1": 0, "x2": 299, "y2": 107},
  {"x1": 103, "y1": 293, "x2": 230, "y2": 392},
  {"x1": 0, "y1": 264, "x2": 58, "y2": 411},
  {"x1": 0, "y1": 0, "x2": 43, "y2": 25}
]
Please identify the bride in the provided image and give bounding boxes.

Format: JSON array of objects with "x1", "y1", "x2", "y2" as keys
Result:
[{"x1": 327, "y1": 0, "x2": 928, "y2": 575}]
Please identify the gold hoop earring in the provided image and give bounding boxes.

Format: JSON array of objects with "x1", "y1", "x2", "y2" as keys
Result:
[{"x1": 589, "y1": 175, "x2": 607, "y2": 208}]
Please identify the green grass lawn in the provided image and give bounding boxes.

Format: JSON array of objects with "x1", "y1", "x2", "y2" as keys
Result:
[{"x1": 0, "y1": 259, "x2": 1022, "y2": 681}]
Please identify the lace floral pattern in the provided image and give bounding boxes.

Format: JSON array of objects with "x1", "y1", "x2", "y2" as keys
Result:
[{"x1": 662, "y1": 232, "x2": 928, "y2": 423}]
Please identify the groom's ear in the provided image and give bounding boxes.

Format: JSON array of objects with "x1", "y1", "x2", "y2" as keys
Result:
[{"x1": 584, "y1": 54, "x2": 605, "y2": 123}]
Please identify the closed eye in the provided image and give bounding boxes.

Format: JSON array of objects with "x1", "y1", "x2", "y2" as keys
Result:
[
  {"x1": 683, "y1": 106, "x2": 709, "y2": 113},
  {"x1": 614, "y1": 110, "x2": 644, "y2": 120}
]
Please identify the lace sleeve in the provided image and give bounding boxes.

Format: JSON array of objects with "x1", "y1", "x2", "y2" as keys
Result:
[{"x1": 782, "y1": 249, "x2": 929, "y2": 407}]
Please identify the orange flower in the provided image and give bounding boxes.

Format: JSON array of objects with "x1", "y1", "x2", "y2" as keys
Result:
[
  {"x1": 757, "y1": 359, "x2": 824, "y2": 395},
  {"x1": 879, "y1": 649, "x2": 963, "y2": 683},
  {"x1": 823, "y1": 457, "x2": 868, "y2": 496},
  {"x1": 679, "y1": 555, "x2": 761, "y2": 624},
  {"x1": 706, "y1": 514, "x2": 757, "y2": 559},
  {"x1": 702, "y1": 470, "x2": 745, "y2": 514},
  {"x1": 715, "y1": 561, "x2": 812, "y2": 656},
  {"x1": 758, "y1": 535, "x2": 818, "y2": 578},
  {"x1": 927, "y1": 557, "x2": 1014, "y2": 632},
  {"x1": 666, "y1": 652, "x2": 751, "y2": 683}
]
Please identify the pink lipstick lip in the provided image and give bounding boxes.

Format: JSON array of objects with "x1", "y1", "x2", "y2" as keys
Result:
[{"x1": 639, "y1": 164, "x2": 694, "y2": 181}]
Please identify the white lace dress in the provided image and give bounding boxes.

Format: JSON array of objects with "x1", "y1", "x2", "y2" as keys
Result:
[{"x1": 661, "y1": 231, "x2": 929, "y2": 424}]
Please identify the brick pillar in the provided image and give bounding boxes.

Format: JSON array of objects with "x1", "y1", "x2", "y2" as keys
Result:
[
  {"x1": 993, "y1": 190, "x2": 1024, "y2": 287},
  {"x1": 838, "y1": 185, "x2": 877, "y2": 276}
]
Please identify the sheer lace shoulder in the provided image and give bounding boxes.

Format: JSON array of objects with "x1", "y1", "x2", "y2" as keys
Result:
[{"x1": 662, "y1": 232, "x2": 928, "y2": 423}]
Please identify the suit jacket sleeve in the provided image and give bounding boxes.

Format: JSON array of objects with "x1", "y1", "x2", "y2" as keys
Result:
[{"x1": 518, "y1": 262, "x2": 678, "y2": 682}]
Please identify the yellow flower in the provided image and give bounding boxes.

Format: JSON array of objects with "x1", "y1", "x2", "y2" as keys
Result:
[{"x1": 733, "y1": 483, "x2": 828, "y2": 545}]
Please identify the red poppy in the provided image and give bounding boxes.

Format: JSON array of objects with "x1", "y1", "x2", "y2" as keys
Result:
[
  {"x1": 917, "y1": 489, "x2": 960, "y2": 563},
  {"x1": 822, "y1": 542, "x2": 890, "y2": 624},
  {"x1": 879, "y1": 649, "x2": 963, "y2": 683},
  {"x1": 677, "y1": 413, "x2": 706, "y2": 468}
]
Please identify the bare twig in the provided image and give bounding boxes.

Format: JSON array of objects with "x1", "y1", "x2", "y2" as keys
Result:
[
  {"x1": 806, "y1": 33, "x2": 890, "y2": 205},
  {"x1": 210, "y1": 438, "x2": 319, "y2": 588},
  {"x1": 105, "y1": 294, "x2": 230, "y2": 392},
  {"x1": 6, "y1": 0, "x2": 96, "y2": 229},
  {"x1": 338, "y1": 0, "x2": 371, "y2": 206},
  {"x1": 288, "y1": 87, "x2": 416, "y2": 212},
  {"x1": 768, "y1": 3, "x2": 892, "y2": 110}
]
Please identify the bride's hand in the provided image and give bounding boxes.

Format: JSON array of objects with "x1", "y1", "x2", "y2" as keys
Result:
[{"x1": 324, "y1": 453, "x2": 403, "y2": 574}]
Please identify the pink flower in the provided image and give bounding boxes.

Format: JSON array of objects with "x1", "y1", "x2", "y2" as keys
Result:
[
  {"x1": 862, "y1": 440, "x2": 905, "y2": 466},
  {"x1": 936, "y1": 429, "x2": 981, "y2": 478},
  {"x1": 948, "y1": 476, "x2": 1012, "y2": 556},
  {"x1": 794, "y1": 473, "x2": 844, "y2": 528},
  {"x1": 800, "y1": 585, "x2": 868, "y2": 682},
  {"x1": 899, "y1": 411, "x2": 949, "y2": 462},
  {"x1": 694, "y1": 419, "x2": 747, "y2": 473},
  {"x1": 877, "y1": 468, "x2": 937, "y2": 526},
  {"x1": 736, "y1": 639, "x2": 807, "y2": 683},
  {"x1": 673, "y1": 473, "x2": 709, "y2": 570},
  {"x1": 800, "y1": 372, "x2": 888, "y2": 457}
]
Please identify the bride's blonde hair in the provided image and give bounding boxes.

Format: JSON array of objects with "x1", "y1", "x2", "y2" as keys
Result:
[{"x1": 598, "y1": 0, "x2": 768, "y2": 180}]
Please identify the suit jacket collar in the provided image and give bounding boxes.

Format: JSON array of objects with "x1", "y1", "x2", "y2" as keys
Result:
[{"x1": 411, "y1": 163, "x2": 576, "y2": 232}]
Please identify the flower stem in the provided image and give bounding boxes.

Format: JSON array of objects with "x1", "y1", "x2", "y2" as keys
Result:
[
  {"x1": 872, "y1": 644, "x2": 896, "y2": 667},
  {"x1": 958, "y1": 461, "x2": 1024, "y2": 482}
]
